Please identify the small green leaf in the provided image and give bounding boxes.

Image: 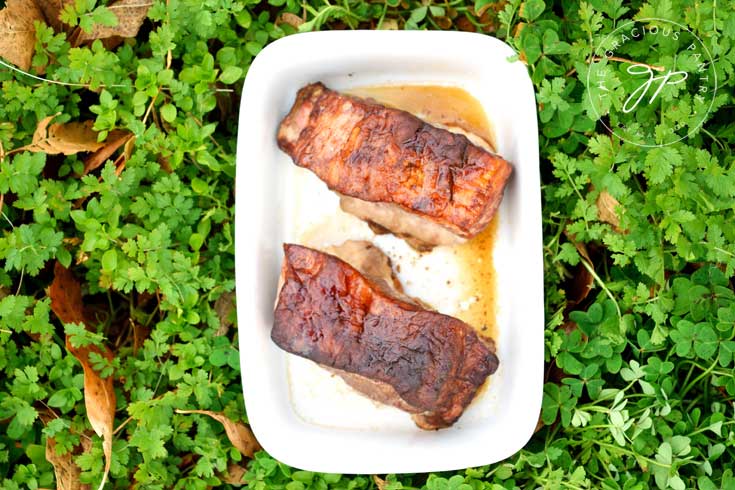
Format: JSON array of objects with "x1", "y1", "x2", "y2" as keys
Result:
[
  {"x1": 520, "y1": 0, "x2": 545, "y2": 21},
  {"x1": 189, "y1": 233, "x2": 204, "y2": 251},
  {"x1": 219, "y1": 66, "x2": 244, "y2": 84},
  {"x1": 101, "y1": 249, "x2": 118, "y2": 271},
  {"x1": 160, "y1": 104, "x2": 177, "y2": 122},
  {"x1": 409, "y1": 6, "x2": 427, "y2": 23},
  {"x1": 190, "y1": 178, "x2": 208, "y2": 194},
  {"x1": 245, "y1": 41, "x2": 263, "y2": 56},
  {"x1": 57, "y1": 247, "x2": 72, "y2": 268},
  {"x1": 292, "y1": 471, "x2": 314, "y2": 484},
  {"x1": 235, "y1": 9, "x2": 251, "y2": 28}
]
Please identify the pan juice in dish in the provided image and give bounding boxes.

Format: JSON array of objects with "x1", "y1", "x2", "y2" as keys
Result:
[
  {"x1": 281, "y1": 84, "x2": 504, "y2": 428},
  {"x1": 346, "y1": 85, "x2": 497, "y2": 152},
  {"x1": 346, "y1": 85, "x2": 500, "y2": 340}
]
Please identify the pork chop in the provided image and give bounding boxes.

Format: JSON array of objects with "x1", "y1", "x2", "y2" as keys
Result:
[
  {"x1": 277, "y1": 82, "x2": 512, "y2": 249},
  {"x1": 272, "y1": 242, "x2": 499, "y2": 429}
]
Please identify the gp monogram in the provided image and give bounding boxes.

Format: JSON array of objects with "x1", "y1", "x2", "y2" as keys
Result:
[{"x1": 587, "y1": 18, "x2": 717, "y2": 147}]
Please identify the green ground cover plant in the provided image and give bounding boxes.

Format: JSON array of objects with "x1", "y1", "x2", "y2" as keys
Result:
[{"x1": 0, "y1": 0, "x2": 734, "y2": 488}]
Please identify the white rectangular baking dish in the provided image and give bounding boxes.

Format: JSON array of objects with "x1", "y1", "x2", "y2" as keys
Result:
[{"x1": 235, "y1": 30, "x2": 543, "y2": 474}]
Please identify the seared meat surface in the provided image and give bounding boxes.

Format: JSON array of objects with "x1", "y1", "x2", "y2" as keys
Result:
[
  {"x1": 277, "y1": 82, "x2": 512, "y2": 249},
  {"x1": 272, "y1": 243, "x2": 499, "y2": 429}
]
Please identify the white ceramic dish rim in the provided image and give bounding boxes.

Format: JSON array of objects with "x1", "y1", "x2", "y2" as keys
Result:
[{"x1": 235, "y1": 30, "x2": 544, "y2": 474}]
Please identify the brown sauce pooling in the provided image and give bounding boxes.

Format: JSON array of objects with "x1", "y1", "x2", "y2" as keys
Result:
[
  {"x1": 453, "y1": 216, "x2": 499, "y2": 341},
  {"x1": 346, "y1": 84, "x2": 499, "y2": 342},
  {"x1": 346, "y1": 85, "x2": 496, "y2": 152}
]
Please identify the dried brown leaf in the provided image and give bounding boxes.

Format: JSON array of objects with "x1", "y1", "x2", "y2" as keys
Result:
[
  {"x1": 113, "y1": 151, "x2": 126, "y2": 176},
  {"x1": 48, "y1": 261, "x2": 86, "y2": 325},
  {"x1": 534, "y1": 411, "x2": 545, "y2": 433},
  {"x1": 596, "y1": 190, "x2": 622, "y2": 230},
  {"x1": 122, "y1": 135, "x2": 136, "y2": 161},
  {"x1": 155, "y1": 155, "x2": 173, "y2": 174},
  {"x1": 566, "y1": 263, "x2": 593, "y2": 306},
  {"x1": 220, "y1": 464, "x2": 249, "y2": 486},
  {"x1": 82, "y1": 130, "x2": 132, "y2": 175},
  {"x1": 455, "y1": 16, "x2": 476, "y2": 32},
  {"x1": 131, "y1": 319, "x2": 150, "y2": 355},
  {"x1": 572, "y1": 239, "x2": 592, "y2": 265},
  {"x1": 22, "y1": 115, "x2": 106, "y2": 155},
  {"x1": 0, "y1": 0, "x2": 44, "y2": 70},
  {"x1": 78, "y1": 348, "x2": 114, "y2": 490},
  {"x1": 175, "y1": 410, "x2": 261, "y2": 458},
  {"x1": 46, "y1": 436, "x2": 90, "y2": 490},
  {"x1": 34, "y1": 0, "x2": 74, "y2": 32},
  {"x1": 373, "y1": 476, "x2": 387, "y2": 490},
  {"x1": 214, "y1": 291, "x2": 235, "y2": 336},
  {"x1": 561, "y1": 232, "x2": 594, "y2": 306},
  {"x1": 77, "y1": 0, "x2": 151, "y2": 41},
  {"x1": 49, "y1": 262, "x2": 115, "y2": 490},
  {"x1": 435, "y1": 16, "x2": 452, "y2": 29},
  {"x1": 379, "y1": 18, "x2": 398, "y2": 30},
  {"x1": 276, "y1": 12, "x2": 303, "y2": 28}
]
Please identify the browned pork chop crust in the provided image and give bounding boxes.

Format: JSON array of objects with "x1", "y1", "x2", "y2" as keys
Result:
[
  {"x1": 276, "y1": 83, "x2": 512, "y2": 247},
  {"x1": 272, "y1": 243, "x2": 499, "y2": 429}
]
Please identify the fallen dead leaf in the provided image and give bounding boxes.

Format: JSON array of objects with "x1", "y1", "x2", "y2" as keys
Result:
[
  {"x1": 479, "y1": 9, "x2": 501, "y2": 34},
  {"x1": 34, "y1": 0, "x2": 74, "y2": 33},
  {"x1": 562, "y1": 231, "x2": 594, "y2": 306},
  {"x1": 435, "y1": 16, "x2": 452, "y2": 29},
  {"x1": 572, "y1": 237, "x2": 592, "y2": 265},
  {"x1": 62, "y1": 236, "x2": 83, "y2": 246},
  {"x1": 156, "y1": 154, "x2": 173, "y2": 174},
  {"x1": 77, "y1": 0, "x2": 151, "y2": 41},
  {"x1": 49, "y1": 262, "x2": 115, "y2": 490},
  {"x1": 48, "y1": 261, "x2": 86, "y2": 325},
  {"x1": 122, "y1": 135, "x2": 136, "y2": 161},
  {"x1": 596, "y1": 190, "x2": 623, "y2": 231},
  {"x1": 534, "y1": 410, "x2": 545, "y2": 433},
  {"x1": 455, "y1": 16, "x2": 476, "y2": 32},
  {"x1": 74, "y1": 343, "x2": 114, "y2": 490},
  {"x1": 113, "y1": 151, "x2": 126, "y2": 177},
  {"x1": 219, "y1": 463, "x2": 249, "y2": 486},
  {"x1": 214, "y1": 291, "x2": 235, "y2": 336},
  {"x1": 566, "y1": 264, "x2": 593, "y2": 306},
  {"x1": 276, "y1": 12, "x2": 303, "y2": 29},
  {"x1": 373, "y1": 475, "x2": 387, "y2": 490},
  {"x1": 379, "y1": 18, "x2": 399, "y2": 30},
  {"x1": 175, "y1": 410, "x2": 261, "y2": 458},
  {"x1": 0, "y1": 0, "x2": 44, "y2": 70},
  {"x1": 82, "y1": 130, "x2": 132, "y2": 175},
  {"x1": 46, "y1": 436, "x2": 90, "y2": 490},
  {"x1": 21, "y1": 115, "x2": 106, "y2": 155},
  {"x1": 124, "y1": 317, "x2": 149, "y2": 355}
]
